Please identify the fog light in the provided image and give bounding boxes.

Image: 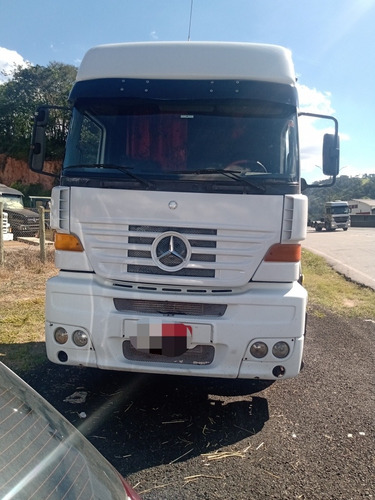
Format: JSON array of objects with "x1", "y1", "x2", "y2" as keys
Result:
[
  {"x1": 272, "y1": 341, "x2": 290, "y2": 359},
  {"x1": 250, "y1": 341, "x2": 268, "y2": 359},
  {"x1": 54, "y1": 327, "x2": 68, "y2": 344},
  {"x1": 58, "y1": 351, "x2": 68, "y2": 362},
  {"x1": 72, "y1": 329, "x2": 88, "y2": 347},
  {"x1": 273, "y1": 365, "x2": 286, "y2": 378}
]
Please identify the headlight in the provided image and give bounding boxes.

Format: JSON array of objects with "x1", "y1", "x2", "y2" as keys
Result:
[
  {"x1": 72, "y1": 329, "x2": 88, "y2": 347},
  {"x1": 250, "y1": 341, "x2": 268, "y2": 359},
  {"x1": 54, "y1": 327, "x2": 68, "y2": 344},
  {"x1": 272, "y1": 341, "x2": 290, "y2": 359}
]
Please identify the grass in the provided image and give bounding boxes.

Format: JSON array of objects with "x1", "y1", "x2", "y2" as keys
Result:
[
  {"x1": 302, "y1": 249, "x2": 375, "y2": 319},
  {"x1": 0, "y1": 245, "x2": 56, "y2": 373},
  {"x1": 0, "y1": 245, "x2": 374, "y2": 373}
]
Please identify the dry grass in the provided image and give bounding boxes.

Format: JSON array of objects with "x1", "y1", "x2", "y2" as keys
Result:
[
  {"x1": 1, "y1": 246, "x2": 56, "y2": 301},
  {"x1": 0, "y1": 245, "x2": 57, "y2": 372},
  {"x1": 302, "y1": 249, "x2": 375, "y2": 319}
]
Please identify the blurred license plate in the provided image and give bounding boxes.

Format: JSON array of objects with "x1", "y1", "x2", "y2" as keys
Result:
[{"x1": 129, "y1": 323, "x2": 192, "y2": 357}]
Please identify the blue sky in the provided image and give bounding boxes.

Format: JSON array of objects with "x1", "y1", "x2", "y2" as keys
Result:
[{"x1": 1, "y1": 0, "x2": 374, "y2": 183}]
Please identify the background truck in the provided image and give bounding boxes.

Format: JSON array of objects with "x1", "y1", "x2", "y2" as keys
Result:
[
  {"x1": 312, "y1": 200, "x2": 350, "y2": 231},
  {"x1": 29, "y1": 42, "x2": 340, "y2": 381},
  {"x1": 0, "y1": 184, "x2": 40, "y2": 239}
]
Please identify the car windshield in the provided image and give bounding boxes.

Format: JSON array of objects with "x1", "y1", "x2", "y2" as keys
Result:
[
  {"x1": 63, "y1": 98, "x2": 299, "y2": 188},
  {"x1": 1, "y1": 194, "x2": 24, "y2": 210},
  {"x1": 0, "y1": 363, "x2": 138, "y2": 500}
]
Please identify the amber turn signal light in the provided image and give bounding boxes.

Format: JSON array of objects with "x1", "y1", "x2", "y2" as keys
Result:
[
  {"x1": 55, "y1": 233, "x2": 84, "y2": 252},
  {"x1": 264, "y1": 244, "x2": 301, "y2": 262}
]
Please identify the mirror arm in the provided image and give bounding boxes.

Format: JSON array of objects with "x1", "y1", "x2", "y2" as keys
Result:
[
  {"x1": 301, "y1": 175, "x2": 337, "y2": 191},
  {"x1": 299, "y1": 112, "x2": 339, "y2": 190},
  {"x1": 298, "y1": 112, "x2": 339, "y2": 136}
]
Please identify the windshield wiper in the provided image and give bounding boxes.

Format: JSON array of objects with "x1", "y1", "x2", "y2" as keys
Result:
[
  {"x1": 64, "y1": 164, "x2": 154, "y2": 189},
  {"x1": 175, "y1": 168, "x2": 266, "y2": 193}
]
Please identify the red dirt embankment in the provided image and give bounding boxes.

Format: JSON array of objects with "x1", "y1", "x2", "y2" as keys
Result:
[{"x1": 0, "y1": 155, "x2": 58, "y2": 190}]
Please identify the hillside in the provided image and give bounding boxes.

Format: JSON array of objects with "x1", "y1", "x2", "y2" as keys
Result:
[{"x1": 305, "y1": 174, "x2": 375, "y2": 219}]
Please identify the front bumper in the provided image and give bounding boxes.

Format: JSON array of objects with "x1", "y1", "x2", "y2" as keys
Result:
[{"x1": 45, "y1": 272, "x2": 307, "y2": 380}]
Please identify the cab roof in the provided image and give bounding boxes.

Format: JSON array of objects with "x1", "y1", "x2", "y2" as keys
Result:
[
  {"x1": 76, "y1": 41, "x2": 296, "y2": 85},
  {"x1": 0, "y1": 184, "x2": 23, "y2": 197}
]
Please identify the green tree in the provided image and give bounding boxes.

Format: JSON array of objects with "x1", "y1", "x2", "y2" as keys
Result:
[
  {"x1": 0, "y1": 62, "x2": 77, "y2": 160},
  {"x1": 306, "y1": 175, "x2": 375, "y2": 220}
]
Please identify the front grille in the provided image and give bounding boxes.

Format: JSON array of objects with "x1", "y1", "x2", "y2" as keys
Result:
[
  {"x1": 128, "y1": 225, "x2": 216, "y2": 278},
  {"x1": 114, "y1": 298, "x2": 227, "y2": 316},
  {"x1": 123, "y1": 340, "x2": 215, "y2": 365},
  {"x1": 335, "y1": 217, "x2": 349, "y2": 223},
  {"x1": 81, "y1": 217, "x2": 274, "y2": 287}
]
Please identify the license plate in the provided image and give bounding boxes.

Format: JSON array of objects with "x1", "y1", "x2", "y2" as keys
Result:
[{"x1": 129, "y1": 323, "x2": 192, "y2": 357}]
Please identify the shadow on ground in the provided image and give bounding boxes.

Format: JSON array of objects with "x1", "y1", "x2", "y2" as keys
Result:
[{"x1": 20, "y1": 361, "x2": 271, "y2": 476}]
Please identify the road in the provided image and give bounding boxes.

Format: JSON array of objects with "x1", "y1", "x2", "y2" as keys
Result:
[
  {"x1": 23, "y1": 319, "x2": 374, "y2": 498},
  {"x1": 303, "y1": 227, "x2": 375, "y2": 290}
]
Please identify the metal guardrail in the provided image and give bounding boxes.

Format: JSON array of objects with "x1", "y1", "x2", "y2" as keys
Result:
[
  {"x1": 0, "y1": 204, "x2": 51, "y2": 265},
  {"x1": 350, "y1": 214, "x2": 375, "y2": 227}
]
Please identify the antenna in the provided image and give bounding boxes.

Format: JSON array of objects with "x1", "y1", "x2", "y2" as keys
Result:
[{"x1": 188, "y1": 0, "x2": 194, "y2": 41}]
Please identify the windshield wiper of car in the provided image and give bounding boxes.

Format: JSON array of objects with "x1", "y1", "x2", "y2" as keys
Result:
[
  {"x1": 178, "y1": 168, "x2": 266, "y2": 193},
  {"x1": 65, "y1": 164, "x2": 154, "y2": 189}
]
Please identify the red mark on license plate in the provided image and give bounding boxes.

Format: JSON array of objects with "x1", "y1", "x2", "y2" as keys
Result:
[{"x1": 130, "y1": 323, "x2": 192, "y2": 357}]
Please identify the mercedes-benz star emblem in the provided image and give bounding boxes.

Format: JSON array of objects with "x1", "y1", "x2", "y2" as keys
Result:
[{"x1": 151, "y1": 232, "x2": 191, "y2": 272}]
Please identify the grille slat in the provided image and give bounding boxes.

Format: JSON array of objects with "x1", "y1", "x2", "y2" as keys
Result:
[{"x1": 114, "y1": 298, "x2": 226, "y2": 316}]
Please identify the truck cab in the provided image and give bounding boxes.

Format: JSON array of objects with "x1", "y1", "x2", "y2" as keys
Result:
[
  {"x1": 314, "y1": 200, "x2": 350, "y2": 231},
  {"x1": 29, "y1": 42, "x2": 340, "y2": 381},
  {"x1": 0, "y1": 184, "x2": 40, "y2": 239}
]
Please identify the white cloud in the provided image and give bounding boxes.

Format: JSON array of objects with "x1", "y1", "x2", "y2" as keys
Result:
[
  {"x1": 297, "y1": 83, "x2": 334, "y2": 115},
  {"x1": 0, "y1": 47, "x2": 29, "y2": 83}
]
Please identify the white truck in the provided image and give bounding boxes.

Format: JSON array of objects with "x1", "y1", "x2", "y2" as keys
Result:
[
  {"x1": 30, "y1": 42, "x2": 339, "y2": 381},
  {"x1": 313, "y1": 200, "x2": 350, "y2": 231}
]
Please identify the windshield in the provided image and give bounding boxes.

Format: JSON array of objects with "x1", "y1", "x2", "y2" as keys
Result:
[
  {"x1": 1, "y1": 194, "x2": 24, "y2": 210},
  {"x1": 330, "y1": 205, "x2": 349, "y2": 214},
  {"x1": 63, "y1": 98, "x2": 299, "y2": 191}
]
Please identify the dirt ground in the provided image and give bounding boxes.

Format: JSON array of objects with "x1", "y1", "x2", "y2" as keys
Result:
[{"x1": 2, "y1": 243, "x2": 374, "y2": 499}]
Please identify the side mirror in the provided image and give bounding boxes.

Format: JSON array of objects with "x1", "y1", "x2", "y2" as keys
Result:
[
  {"x1": 29, "y1": 105, "x2": 69, "y2": 178},
  {"x1": 30, "y1": 125, "x2": 47, "y2": 172},
  {"x1": 36, "y1": 107, "x2": 49, "y2": 127},
  {"x1": 29, "y1": 107, "x2": 49, "y2": 173},
  {"x1": 322, "y1": 133, "x2": 340, "y2": 177}
]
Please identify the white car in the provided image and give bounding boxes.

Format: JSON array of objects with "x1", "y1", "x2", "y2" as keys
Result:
[{"x1": 0, "y1": 362, "x2": 141, "y2": 500}]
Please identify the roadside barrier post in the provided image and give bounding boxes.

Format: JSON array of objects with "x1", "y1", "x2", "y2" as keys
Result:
[
  {"x1": 39, "y1": 206, "x2": 46, "y2": 263},
  {"x1": 0, "y1": 202, "x2": 4, "y2": 266}
]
